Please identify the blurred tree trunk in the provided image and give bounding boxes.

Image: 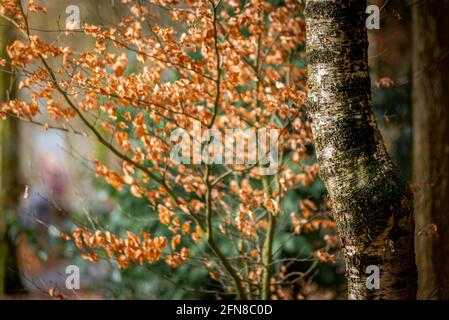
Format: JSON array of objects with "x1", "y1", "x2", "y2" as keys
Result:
[
  {"x1": 305, "y1": 0, "x2": 417, "y2": 299},
  {"x1": 412, "y1": 0, "x2": 449, "y2": 300},
  {"x1": 0, "y1": 24, "x2": 24, "y2": 296}
]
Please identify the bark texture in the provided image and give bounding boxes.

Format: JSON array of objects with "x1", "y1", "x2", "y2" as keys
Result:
[
  {"x1": 412, "y1": 0, "x2": 449, "y2": 300},
  {"x1": 305, "y1": 0, "x2": 417, "y2": 299}
]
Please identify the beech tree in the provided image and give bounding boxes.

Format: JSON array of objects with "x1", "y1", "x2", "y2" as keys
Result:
[
  {"x1": 305, "y1": 0, "x2": 417, "y2": 299},
  {"x1": 413, "y1": 0, "x2": 449, "y2": 300},
  {"x1": 0, "y1": 0, "x2": 340, "y2": 300}
]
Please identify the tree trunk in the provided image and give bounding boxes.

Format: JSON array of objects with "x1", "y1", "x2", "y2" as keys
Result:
[
  {"x1": 305, "y1": 0, "x2": 417, "y2": 299},
  {"x1": 0, "y1": 118, "x2": 23, "y2": 296},
  {"x1": 412, "y1": 0, "x2": 449, "y2": 300},
  {"x1": 0, "y1": 24, "x2": 24, "y2": 296}
]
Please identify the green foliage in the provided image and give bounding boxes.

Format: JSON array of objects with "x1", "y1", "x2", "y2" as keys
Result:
[
  {"x1": 60, "y1": 180, "x2": 213, "y2": 299},
  {"x1": 59, "y1": 168, "x2": 345, "y2": 299}
]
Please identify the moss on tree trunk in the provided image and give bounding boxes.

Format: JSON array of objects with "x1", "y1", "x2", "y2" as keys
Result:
[{"x1": 305, "y1": 0, "x2": 417, "y2": 299}]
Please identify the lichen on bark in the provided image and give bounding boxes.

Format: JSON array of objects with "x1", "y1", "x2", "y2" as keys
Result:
[{"x1": 305, "y1": 0, "x2": 417, "y2": 299}]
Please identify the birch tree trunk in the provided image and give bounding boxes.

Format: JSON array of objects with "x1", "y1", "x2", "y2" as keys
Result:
[
  {"x1": 305, "y1": 0, "x2": 417, "y2": 299},
  {"x1": 412, "y1": 0, "x2": 449, "y2": 300}
]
